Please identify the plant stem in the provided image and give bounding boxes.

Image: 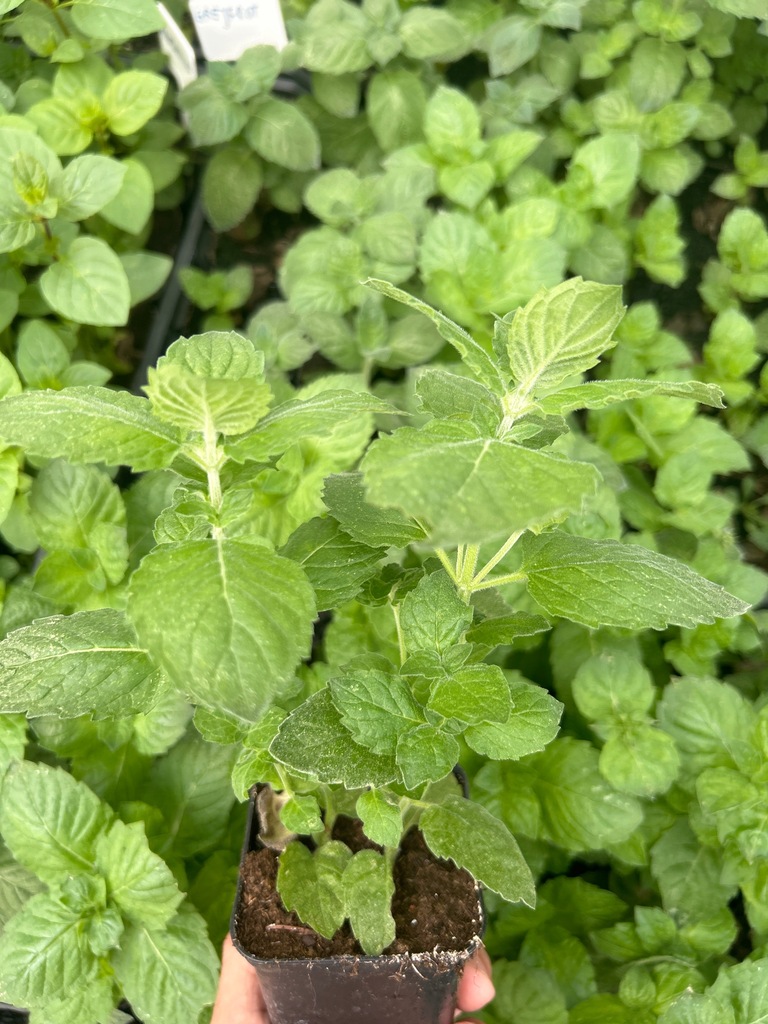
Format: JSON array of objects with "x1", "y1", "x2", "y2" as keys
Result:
[
  {"x1": 435, "y1": 547, "x2": 458, "y2": 581},
  {"x1": 202, "y1": 417, "x2": 224, "y2": 537},
  {"x1": 471, "y1": 570, "x2": 528, "y2": 593},
  {"x1": 470, "y1": 531, "x2": 524, "y2": 588},
  {"x1": 392, "y1": 602, "x2": 407, "y2": 666}
]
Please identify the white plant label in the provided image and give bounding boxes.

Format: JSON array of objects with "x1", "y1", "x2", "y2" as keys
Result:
[
  {"x1": 188, "y1": 0, "x2": 289, "y2": 62},
  {"x1": 157, "y1": 3, "x2": 198, "y2": 90}
]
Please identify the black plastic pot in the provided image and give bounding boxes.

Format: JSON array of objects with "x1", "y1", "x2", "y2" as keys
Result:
[{"x1": 230, "y1": 784, "x2": 484, "y2": 1024}]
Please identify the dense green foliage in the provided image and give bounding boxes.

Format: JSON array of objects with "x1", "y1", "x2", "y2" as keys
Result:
[{"x1": 0, "y1": 0, "x2": 766, "y2": 1022}]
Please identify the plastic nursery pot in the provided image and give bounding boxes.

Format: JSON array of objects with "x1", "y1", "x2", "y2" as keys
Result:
[{"x1": 230, "y1": 783, "x2": 484, "y2": 1024}]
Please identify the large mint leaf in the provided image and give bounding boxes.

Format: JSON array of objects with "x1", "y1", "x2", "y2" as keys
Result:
[
  {"x1": 0, "y1": 609, "x2": 164, "y2": 719},
  {"x1": 95, "y1": 819, "x2": 181, "y2": 929},
  {"x1": 40, "y1": 237, "x2": 131, "y2": 327},
  {"x1": 421, "y1": 796, "x2": 534, "y2": 905},
  {"x1": 0, "y1": 387, "x2": 182, "y2": 471},
  {"x1": 322, "y1": 472, "x2": 425, "y2": 548},
  {"x1": 504, "y1": 278, "x2": 624, "y2": 397},
  {"x1": 365, "y1": 278, "x2": 506, "y2": 395},
  {"x1": 539, "y1": 379, "x2": 725, "y2": 416},
  {"x1": 225, "y1": 390, "x2": 393, "y2": 463},
  {"x1": 145, "y1": 332, "x2": 272, "y2": 436},
  {"x1": 0, "y1": 892, "x2": 98, "y2": 1007},
  {"x1": 113, "y1": 910, "x2": 219, "y2": 1024},
  {"x1": 270, "y1": 689, "x2": 400, "y2": 787},
  {"x1": 343, "y1": 850, "x2": 396, "y2": 955},
  {"x1": 396, "y1": 724, "x2": 459, "y2": 789},
  {"x1": 278, "y1": 841, "x2": 351, "y2": 938},
  {"x1": 245, "y1": 96, "x2": 321, "y2": 172},
  {"x1": 329, "y1": 669, "x2": 423, "y2": 755},
  {"x1": 522, "y1": 532, "x2": 749, "y2": 630},
  {"x1": 280, "y1": 517, "x2": 385, "y2": 611},
  {"x1": 361, "y1": 421, "x2": 600, "y2": 545},
  {"x1": 128, "y1": 539, "x2": 316, "y2": 720},
  {"x1": 0, "y1": 762, "x2": 110, "y2": 882},
  {"x1": 0, "y1": 845, "x2": 42, "y2": 928}
]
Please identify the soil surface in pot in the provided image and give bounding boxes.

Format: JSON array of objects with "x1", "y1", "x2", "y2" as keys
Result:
[{"x1": 238, "y1": 818, "x2": 480, "y2": 960}]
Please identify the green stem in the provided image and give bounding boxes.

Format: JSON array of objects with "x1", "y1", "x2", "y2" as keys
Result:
[
  {"x1": 203, "y1": 417, "x2": 223, "y2": 519},
  {"x1": 275, "y1": 765, "x2": 294, "y2": 798},
  {"x1": 470, "y1": 530, "x2": 524, "y2": 588},
  {"x1": 322, "y1": 786, "x2": 337, "y2": 838},
  {"x1": 455, "y1": 545, "x2": 466, "y2": 580},
  {"x1": 471, "y1": 570, "x2": 528, "y2": 593},
  {"x1": 392, "y1": 602, "x2": 407, "y2": 666},
  {"x1": 435, "y1": 548, "x2": 458, "y2": 581}
]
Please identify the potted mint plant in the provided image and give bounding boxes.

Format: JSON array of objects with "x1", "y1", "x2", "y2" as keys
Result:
[{"x1": 0, "y1": 278, "x2": 749, "y2": 1024}]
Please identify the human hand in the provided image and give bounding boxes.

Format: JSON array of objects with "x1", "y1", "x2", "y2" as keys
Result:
[{"x1": 212, "y1": 935, "x2": 495, "y2": 1024}]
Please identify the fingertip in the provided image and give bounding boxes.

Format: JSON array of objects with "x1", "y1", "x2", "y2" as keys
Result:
[{"x1": 456, "y1": 950, "x2": 495, "y2": 1013}]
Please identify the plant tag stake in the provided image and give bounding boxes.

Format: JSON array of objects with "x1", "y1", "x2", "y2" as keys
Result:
[
  {"x1": 157, "y1": 3, "x2": 198, "y2": 90},
  {"x1": 187, "y1": 0, "x2": 288, "y2": 62}
]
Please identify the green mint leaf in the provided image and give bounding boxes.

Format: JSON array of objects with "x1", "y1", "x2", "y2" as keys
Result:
[
  {"x1": 102, "y1": 70, "x2": 167, "y2": 136},
  {"x1": 54, "y1": 154, "x2": 126, "y2": 220},
  {"x1": 145, "y1": 333, "x2": 272, "y2": 436},
  {"x1": 428, "y1": 664, "x2": 512, "y2": 724},
  {"x1": 362, "y1": 421, "x2": 600, "y2": 546},
  {"x1": 40, "y1": 237, "x2": 131, "y2": 327},
  {"x1": 599, "y1": 724, "x2": 680, "y2": 798},
  {"x1": 538, "y1": 378, "x2": 725, "y2": 416},
  {"x1": 245, "y1": 96, "x2": 321, "y2": 172},
  {"x1": 521, "y1": 532, "x2": 750, "y2": 630},
  {"x1": 569, "y1": 134, "x2": 641, "y2": 209},
  {"x1": 364, "y1": 278, "x2": 507, "y2": 395},
  {"x1": 0, "y1": 844, "x2": 43, "y2": 929},
  {"x1": 0, "y1": 387, "x2": 182, "y2": 471},
  {"x1": 396, "y1": 725, "x2": 459, "y2": 789},
  {"x1": 400, "y1": 570, "x2": 473, "y2": 656},
  {"x1": 149, "y1": 735, "x2": 237, "y2": 859},
  {"x1": 421, "y1": 796, "x2": 534, "y2": 906},
  {"x1": 464, "y1": 679, "x2": 563, "y2": 760},
  {"x1": 329, "y1": 669, "x2": 424, "y2": 755},
  {"x1": 323, "y1": 472, "x2": 425, "y2": 548},
  {"x1": 0, "y1": 609, "x2": 165, "y2": 719},
  {"x1": 101, "y1": 159, "x2": 155, "y2": 236},
  {"x1": 483, "y1": 961, "x2": 568, "y2": 1024},
  {"x1": 95, "y1": 819, "x2": 181, "y2": 929},
  {"x1": 525, "y1": 738, "x2": 643, "y2": 850},
  {"x1": 416, "y1": 369, "x2": 503, "y2": 434},
  {"x1": 0, "y1": 716, "x2": 26, "y2": 778},
  {"x1": 651, "y1": 820, "x2": 738, "y2": 921},
  {"x1": 128, "y1": 539, "x2": 316, "y2": 721},
  {"x1": 0, "y1": 762, "x2": 110, "y2": 883},
  {"x1": 280, "y1": 794, "x2": 323, "y2": 835},
  {"x1": 356, "y1": 790, "x2": 402, "y2": 848},
  {"x1": 270, "y1": 689, "x2": 400, "y2": 788},
  {"x1": 343, "y1": 850, "x2": 396, "y2": 955},
  {"x1": 70, "y1": 0, "x2": 165, "y2": 40},
  {"x1": 0, "y1": 891, "x2": 98, "y2": 1008},
  {"x1": 278, "y1": 840, "x2": 352, "y2": 938},
  {"x1": 572, "y1": 652, "x2": 656, "y2": 722},
  {"x1": 466, "y1": 612, "x2": 550, "y2": 648},
  {"x1": 504, "y1": 278, "x2": 624, "y2": 398},
  {"x1": 280, "y1": 517, "x2": 385, "y2": 611},
  {"x1": 225, "y1": 390, "x2": 394, "y2": 463},
  {"x1": 203, "y1": 145, "x2": 263, "y2": 232},
  {"x1": 113, "y1": 910, "x2": 219, "y2": 1024}
]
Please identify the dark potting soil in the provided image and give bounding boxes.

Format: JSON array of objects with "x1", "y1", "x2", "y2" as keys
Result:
[{"x1": 237, "y1": 818, "x2": 481, "y2": 961}]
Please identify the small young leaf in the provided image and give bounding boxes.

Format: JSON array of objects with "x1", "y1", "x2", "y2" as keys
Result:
[
  {"x1": 343, "y1": 850, "x2": 396, "y2": 955},
  {"x1": 323, "y1": 472, "x2": 425, "y2": 548},
  {"x1": 421, "y1": 796, "x2": 535, "y2": 906},
  {"x1": 278, "y1": 841, "x2": 352, "y2": 938},
  {"x1": 356, "y1": 790, "x2": 402, "y2": 848},
  {"x1": 428, "y1": 664, "x2": 512, "y2": 724},
  {"x1": 95, "y1": 819, "x2": 181, "y2": 929},
  {"x1": 396, "y1": 725, "x2": 459, "y2": 790},
  {"x1": 270, "y1": 689, "x2": 400, "y2": 788},
  {"x1": 504, "y1": 278, "x2": 625, "y2": 397},
  {"x1": 329, "y1": 669, "x2": 423, "y2": 755},
  {"x1": 521, "y1": 532, "x2": 750, "y2": 630},
  {"x1": 599, "y1": 725, "x2": 680, "y2": 798},
  {"x1": 400, "y1": 571, "x2": 473, "y2": 657},
  {"x1": 280, "y1": 795, "x2": 323, "y2": 835},
  {"x1": 464, "y1": 679, "x2": 562, "y2": 760},
  {"x1": 40, "y1": 237, "x2": 131, "y2": 327}
]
